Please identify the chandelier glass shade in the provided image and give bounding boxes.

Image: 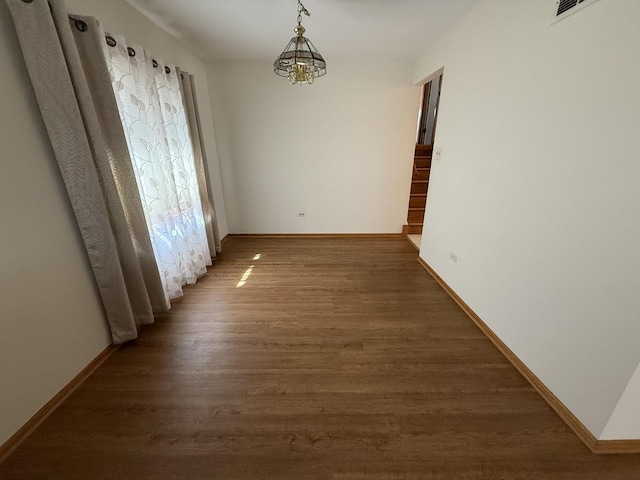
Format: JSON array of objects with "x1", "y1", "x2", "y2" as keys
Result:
[{"x1": 273, "y1": 1, "x2": 326, "y2": 85}]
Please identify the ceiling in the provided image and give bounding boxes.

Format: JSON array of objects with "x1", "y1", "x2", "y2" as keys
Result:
[{"x1": 124, "y1": 0, "x2": 479, "y2": 62}]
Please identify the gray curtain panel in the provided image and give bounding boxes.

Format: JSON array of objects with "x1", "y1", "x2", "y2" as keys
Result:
[
  {"x1": 69, "y1": 15, "x2": 169, "y2": 314},
  {"x1": 178, "y1": 69, "x2": 221, "y2": 254},
  {"x1": 6, "y1": 0, "x2": 169, "y2": 344}
]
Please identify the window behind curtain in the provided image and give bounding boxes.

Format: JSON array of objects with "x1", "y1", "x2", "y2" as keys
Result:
[{"x1": 103, "y1": 35, "x2": 211, "y2": 302}]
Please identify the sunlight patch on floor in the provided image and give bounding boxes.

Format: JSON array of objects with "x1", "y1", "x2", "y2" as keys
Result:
[
  {"x1": 237, "y1": 265, "x2": 254, "y2": 287},
  {"x1": 237, "y1": 253, "x2": 262, "y2": 287}
]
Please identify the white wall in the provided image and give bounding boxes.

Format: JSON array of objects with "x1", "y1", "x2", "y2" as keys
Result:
[
  {"x1": 413, "y1": 0, "x2": 640, "y2": 438},
  {"x1": 0, "y1": 0, "x2": 226, "y2": 447},
  {"x1": 207, "y1": 60, "x2": 421, "y2": 234},
  {"x1": 601, "y1": 362, "x2": 640, "y2": 440},
  {"x1": 0, "y1": 2, "x2": 111, "y2": 446}
]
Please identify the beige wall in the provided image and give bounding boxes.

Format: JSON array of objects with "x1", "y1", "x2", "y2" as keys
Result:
[
  {"x1": 0, "y1": 0, "x2": 226, "y2": 446},
  {"x1": 207, "y1": 60, "x2": 421, "y2": 234},
  {"x1": 414, "y1": 0, "x2": 640, "y2": 438}
]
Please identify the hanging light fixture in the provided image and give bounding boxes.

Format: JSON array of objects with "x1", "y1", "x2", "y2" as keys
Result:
[{"x1": 273, "y1": 0, "x2": 326, "y2": 85}]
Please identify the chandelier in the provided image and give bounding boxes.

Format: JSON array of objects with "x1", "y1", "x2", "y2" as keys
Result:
[{"x1": 273, "y1": 0, "x2": 327, "y2": 85}]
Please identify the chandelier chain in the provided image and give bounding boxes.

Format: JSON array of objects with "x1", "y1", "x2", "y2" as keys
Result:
[{"x1": 297, "y1": 0, "x2": 310, "y2": 26}]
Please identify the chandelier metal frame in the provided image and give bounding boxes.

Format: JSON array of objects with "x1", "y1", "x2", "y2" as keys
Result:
[{"x1": 273, "y1": 0, "x2": 327, "y2": 85}]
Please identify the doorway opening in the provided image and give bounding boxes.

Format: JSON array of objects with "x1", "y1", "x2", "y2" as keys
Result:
[
  {"x1": 417, "y1": 74, "x2": 442, "y2": 146},
  {"x1": 404, "y1": 72, "x2": 442, "y2": 249}
]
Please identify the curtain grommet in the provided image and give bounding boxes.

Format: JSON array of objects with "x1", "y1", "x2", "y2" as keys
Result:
[
  {"x1": 127, "y1": 47, "x2": 136, "y2": 57},
  {"x1": 75, "y1": 20, "x2": 88, "y2": 32},
  {"x1": 152, "y1": 59, "x2": 158, "y2": 68},
  {"x1": 165, "y1": 66, "x2": 171, "y2": 74},
  {"x1": 106, "y1": 36, "x2": 116, "y2": 47},
  {"x1": 21, "y1": 0, "x2": 34, "y2": 3}
]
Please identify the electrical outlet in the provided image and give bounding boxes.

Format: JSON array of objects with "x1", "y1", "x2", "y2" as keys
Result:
[
  {"x1": 449, "y1": 252, "x2": 458, "y2": 263},
  {"x1": 297, "y1": 212, "x2": 306, "y2": 218},
  {"x1": 434, "y1": 147, "x2": 443, "y2": 161}
]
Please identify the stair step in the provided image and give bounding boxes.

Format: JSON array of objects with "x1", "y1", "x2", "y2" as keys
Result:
[
  {"x1": 407, "y1": 210, "x2": 425, "y2": 223},
  {"x1": 413, "y1": 170, "x2": 430, "y2": 181},
  {"x1": 405, "y1": 224, "x2": 423, "y2": 235},
  {"x1": 410, "y1": 182, "x2": 428, "y2": 195},
  {"x1": 414, "y1": 157, "x2": 431, "y2": 169},
  {"x1": 409, "y1": 199, "x2": 426, "y2": 208},
  {"x1": 415, "y1": 144, "x2": 433, "y2": 156}
]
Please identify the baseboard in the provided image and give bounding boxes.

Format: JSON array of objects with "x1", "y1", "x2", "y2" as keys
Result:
[
  {"x1": 416, "y1": 256, "x2": 640, "y2": 455},
  {"x1": 0, "y1": 344, "x2": 119, "y2": 463},
  {"x1": 220, "y1": 234, "x2": 230, "y2": 246},
  {"x1": 592, "y1": 439, "x2": 640, "y2": 454},
  {"x1": 226, "y1": 233, "x2": 404, "y2": 239}
]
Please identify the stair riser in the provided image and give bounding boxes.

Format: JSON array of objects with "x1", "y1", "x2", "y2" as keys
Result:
[
  {"x1": 410, "y1": 183, "x2": 428, "y2": 195},
  {"x1": 408, "y1": 210, "x2": 425, "y2": 224},
  {"x1": 409, "y1": 196, "x2": 426, "y2": 208},
  {"x1": 413, "y1": 170, "x2": 430, "y2": 181},
  {"x1": 415, "y1": 144, "x2": 433, "y2": 156},
  {"x1": 414, "y1": 157, "x2": 431, "y2": 169}
]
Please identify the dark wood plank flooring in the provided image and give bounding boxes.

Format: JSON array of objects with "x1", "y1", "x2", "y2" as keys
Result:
[{"x1": 2, "y1": 237, "x2": 640, "y2": 479}]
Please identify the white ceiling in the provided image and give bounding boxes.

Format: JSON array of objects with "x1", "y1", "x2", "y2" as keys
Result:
[{"x1": 125, "y1": 0, "x2": 479, "y2": 61}]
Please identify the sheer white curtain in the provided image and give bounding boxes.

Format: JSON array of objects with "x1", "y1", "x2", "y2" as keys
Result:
[{"x1": 103, "y1": 35, "x2": 211, "y2": 302}]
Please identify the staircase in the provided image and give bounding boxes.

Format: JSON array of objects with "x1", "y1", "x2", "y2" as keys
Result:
[{"x1": 404, "y1": 144, "x2": 431, "y2": 235}]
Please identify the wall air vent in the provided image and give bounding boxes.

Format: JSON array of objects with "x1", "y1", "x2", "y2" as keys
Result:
[
  {"x1": 557, "y1": 0, "x2": 578, "y2": 16},
  {"x1": 553, "y1": 0, "x2": 601, "y2": 23}
]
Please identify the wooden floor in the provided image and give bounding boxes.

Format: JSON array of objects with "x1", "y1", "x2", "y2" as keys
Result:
[{"x1": 2, "y1": 237, "x2": 640, "y2": 479}]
